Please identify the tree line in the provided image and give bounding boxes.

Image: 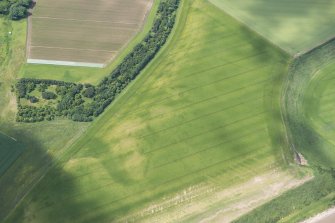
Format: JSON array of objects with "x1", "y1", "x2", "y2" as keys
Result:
[
  {"x1": 0, "y1": 0, "x2": 32, "y2": 20},
  {"x1": 16, "y1": 0, "x2": 180, "y2": 122}
]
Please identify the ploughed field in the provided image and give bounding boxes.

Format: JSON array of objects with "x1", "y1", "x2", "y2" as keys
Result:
[
  {"x1": 209, "y1": 0, "x2": 335, "y2": 55},
  {"x1": 28, "y1": 0, "x2": 153, "y2": 65},
  {"x1": 5, "y1": 0, "x2": 292, "y2": 222}
]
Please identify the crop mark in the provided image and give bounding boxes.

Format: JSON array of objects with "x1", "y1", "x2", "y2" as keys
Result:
[
  {"x1": 32, "y1": 145, "x2": 268, "y2": 215},
  {"x1": 102, "y1": 78, "x2": 268, "y2": 140},
  {"x1": 72, "y1": 146, "x2": 269, "y2": 220},
  {"x1": 124, "y1": 73, "x2": 268, "y2": 123},
  {"x1": 77, "y1": 105, "x2": 265, "y2": 160},
  {"x1": 138, "y1": 95, "x2": 263, "y2": 139},
  {"x1": 144, "y1": 111, "x2": 265, "y2": 154},
  {"x1": 168, "y1": 32, "x2": 238, "y2": 57},
  {"x1": 152, "y1": 126, "x2": 267, "y2": 169}
]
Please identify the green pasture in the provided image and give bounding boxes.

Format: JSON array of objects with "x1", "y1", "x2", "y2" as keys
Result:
[
  {"x1": 209, "y1": 0, "x2": 335, "y2": 55},
  {"x1": 5, "y1": 0, "x2": 292, "y2": 222}
]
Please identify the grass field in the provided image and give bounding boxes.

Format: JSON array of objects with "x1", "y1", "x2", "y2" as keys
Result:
[
  {"x1": 28, "y1": 0, "x2": 153, "y2": 64},
  {"x1": 4, "y1": 1, "x2": 299, "y2": 222},
  {"x1": 208, "y1": 0, "x2": 335, "y2": 55}
]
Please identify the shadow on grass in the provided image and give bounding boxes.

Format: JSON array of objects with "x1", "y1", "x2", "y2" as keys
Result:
[
  {"x1": 0, "y1": 125, "x2": 53, "y2": 221},
  {"x1": 0, "y1": 124, "x2": 94, "y2": 223}
]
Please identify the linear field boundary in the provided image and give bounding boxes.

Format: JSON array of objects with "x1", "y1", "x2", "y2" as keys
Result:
[{"x1": 26, "y1": 59, "x2": 105, "y2": 68}]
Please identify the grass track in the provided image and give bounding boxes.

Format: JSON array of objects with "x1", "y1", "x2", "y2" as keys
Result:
[{"x1": 4, "y1": 0, "x2": 293, "y2": 222}]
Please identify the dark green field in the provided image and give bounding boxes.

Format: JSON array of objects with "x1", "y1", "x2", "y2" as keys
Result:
[{"x1": 0, "y1": 133, "x2": 23, "y2": 175}]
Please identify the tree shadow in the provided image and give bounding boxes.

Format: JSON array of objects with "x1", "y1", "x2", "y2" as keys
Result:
[
  {"x1": 0, "y1": 125, "x2": 145, "y2": 223},
  {"x1": 0, "y1": 124, "x2": 111, "y2": 223},
  {"x1": 0, "y1": 125, "x2": 53, "y2": 221}
]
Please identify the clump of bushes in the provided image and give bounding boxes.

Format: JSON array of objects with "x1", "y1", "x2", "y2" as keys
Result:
[
  {"x1": 28, "y1": 96, "x2": 38, "y2": 103},
  {"x1": 82, "y1": 85, "x2": 95, "y2": 98},
  {"x1": 42, "y1": 91, "x2": 57, "y2": 100},
  {"x1": 16, "y1": 79, "x2": 95, "y2": 122},
  {"x1": 15, "y1": 0, "x2": 180, "y2": 122}
]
